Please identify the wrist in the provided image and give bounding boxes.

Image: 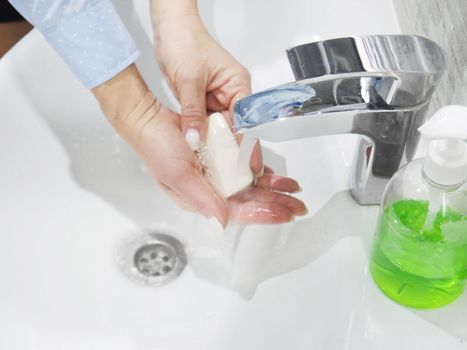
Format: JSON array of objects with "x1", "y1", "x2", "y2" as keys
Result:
[
  {"x1": 150, "y1": 0, "x2": 199, "y2": 19},
  {"x1": 91, "y1": 64, "x2": 159, "y2": 143},
  {"x1": 150, "y1": 0, "x2": 203, "y2": 36},
  {"x1": 92, "y1": 64, "x2": 147, "y2": 120}
]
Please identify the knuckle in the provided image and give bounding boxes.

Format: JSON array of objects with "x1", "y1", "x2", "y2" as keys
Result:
[
  {"x1": 175, "y1": 70, "x2": 202, "y2": 86},
  {"x1": 240, "y1": 66, "x2": 251, "y2": 80},
  {"x1": 181, "y1": 73, "x2": 200, "y2": 83},
  {"x1": 234, "y1": 64, "x2": 251, "y2": 83},
  {"x1": 181, "y1": 104, "x2": 205, "y2": 120}
]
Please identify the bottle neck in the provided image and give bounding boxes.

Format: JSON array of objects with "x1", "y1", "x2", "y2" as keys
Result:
[{"x1": 422, "y1": 166, "x2": 466, "y2": 192}]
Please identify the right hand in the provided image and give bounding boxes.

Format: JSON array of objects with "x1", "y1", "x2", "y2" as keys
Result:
[{"x1": 150, "y1": 3, "x2": 251, "y2": 141}]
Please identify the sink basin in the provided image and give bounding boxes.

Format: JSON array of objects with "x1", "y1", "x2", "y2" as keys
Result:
[{"x1": 1, "y1": 0, "x2": 466, "y2": 349}]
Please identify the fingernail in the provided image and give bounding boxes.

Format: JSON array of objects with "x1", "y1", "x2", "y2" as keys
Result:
[
  {"x1": 292, "y1": 185, "x2": 303, "y2": 193},
  {"x1": 256, "y1": 166, "x2": 264, "y2": 178},
  {"x1": 185, "y1": 128, "x2": 200, "y2": 151},
  {"x1": 208, "y1": 217, "x2": 224, "y2": 233}
]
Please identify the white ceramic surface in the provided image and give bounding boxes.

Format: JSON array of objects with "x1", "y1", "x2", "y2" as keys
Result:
[{"x1": 0, "y1": 0, "x2": 466, "y2": 349}]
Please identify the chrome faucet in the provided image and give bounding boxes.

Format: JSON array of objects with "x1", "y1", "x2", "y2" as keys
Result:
[{"x1": 234, "y1": 35, "x2": 446, "y2": 205}]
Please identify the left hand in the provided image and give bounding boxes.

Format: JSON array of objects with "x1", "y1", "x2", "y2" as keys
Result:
[{"x1": 92, "y1": 65, "x2": 307, "y2": 227}]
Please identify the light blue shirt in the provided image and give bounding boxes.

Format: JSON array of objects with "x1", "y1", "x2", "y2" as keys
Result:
[{"x1": 10, "y1": 0, "x2": 139, "y2": 88}]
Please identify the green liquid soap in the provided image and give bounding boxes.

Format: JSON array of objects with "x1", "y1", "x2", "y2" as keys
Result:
[{"x1": 371, "y1": 199, "x2": 467, "y2": 309}]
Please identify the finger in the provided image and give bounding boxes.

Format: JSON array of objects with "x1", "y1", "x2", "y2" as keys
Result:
[
  {"x1": 263, "y1": 166, "x2": 275, "y2": 174},
  {"x1": 225, "y1": 106, "x2": 263, "y2": 176},
  {"x1": 239, "y1": 188, "x2": 307, "y2": 216},
  {"x1": 206, "y1": 92, "x2": 224, "y2": 112},
  {"x1": 236, "y1": 134, "x2": 263, "y2": 176},
  {"x1": 229, "y1": 200, "x2": 294, "y2": 225},
  {"x1": 255, "y1": 174, "x2": 301, "y2": 193},
  {"x1": 212, "y1": 68, "x2": 251, "y2": 115},
  {"x1": 177, "y1": 76, "x2": 208, "y2": 147},
  {"x1": 172, "y1": 169, "x2": 228, "y2": 228},
  {"x1": 232, "y1": 132, "x2": 263, "y2": 177},
  {"x1": 227, "y1": 69, "x2": 252, "y2": 113},
  {"x1": 249, "y1": 140, "x2": 263, "y2": 176}
]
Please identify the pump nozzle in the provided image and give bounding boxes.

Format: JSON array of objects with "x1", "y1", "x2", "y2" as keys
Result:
[{"x1": 418, "y1": 105, "x2": 467, "y2": 186}]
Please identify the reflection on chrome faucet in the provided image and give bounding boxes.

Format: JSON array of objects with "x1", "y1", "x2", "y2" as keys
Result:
[{"x1": 234, "y1": 35, "x2": 446, "y2": 205}]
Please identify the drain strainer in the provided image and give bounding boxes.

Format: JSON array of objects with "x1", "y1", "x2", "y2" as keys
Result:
[{"x1": 117, "y1": 232, "x2": 187, "y2": 286}]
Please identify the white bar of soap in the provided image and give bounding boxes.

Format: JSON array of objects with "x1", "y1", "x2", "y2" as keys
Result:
[{"x1": 205, "y1": 113, "x2": 253, "y2": 198}]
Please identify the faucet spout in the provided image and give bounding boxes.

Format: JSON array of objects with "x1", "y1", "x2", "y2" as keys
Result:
[{"x1": 234, "y1": 35, "x2": 446, "y2": 205}]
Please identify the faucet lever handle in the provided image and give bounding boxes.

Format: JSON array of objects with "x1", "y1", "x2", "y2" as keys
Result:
[{"x1": 287, "y1": 35, "x2": 446, "y2": 107}]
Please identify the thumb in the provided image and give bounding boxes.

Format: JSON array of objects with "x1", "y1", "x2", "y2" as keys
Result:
[{"x1": 178, "y1": 77, "x2": 208, "y2": 150}]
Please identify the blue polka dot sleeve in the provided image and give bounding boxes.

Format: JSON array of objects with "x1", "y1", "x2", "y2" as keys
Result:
[{"x1": 9, "y1": 0, "x2": 140, "y2": 88}]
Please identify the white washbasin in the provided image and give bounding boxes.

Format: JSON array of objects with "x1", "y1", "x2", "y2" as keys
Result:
[{"x1": 1, "y1": 0, "x2": 466, "y2": 349}]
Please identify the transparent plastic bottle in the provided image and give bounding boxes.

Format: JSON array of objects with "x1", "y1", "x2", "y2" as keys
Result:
[
  {"x1": 370, "y1": 106, "x2": 467, "y2": 309},
  {"x1": 370, "y1": 159, "x2": 467, "y2": 308}
]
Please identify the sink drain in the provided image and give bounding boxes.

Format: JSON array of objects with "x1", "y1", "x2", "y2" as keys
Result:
[
  {"x1": 117, "y1": 232, "x2": 187, "y2": 286},
  {"x1": 134, "y1": 243, "x2": 175, "y2": 277}
]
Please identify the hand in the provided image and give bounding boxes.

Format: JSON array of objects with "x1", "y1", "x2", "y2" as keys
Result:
[
  {"x1": 92, "y1": 65, "x2": 307, "y2": 227},
  {"x1": 228, "y1": 167, "x2": 307, "y2": 224},
  {"x1": 150, "y1": 4, "x2": 251, "y2": 141},
  {"x1": 150, "y1": 3, "x2": 262, "y2": 173},
  {"x1": 133, "y1": 104, "x2": 306, "y2": 225}
]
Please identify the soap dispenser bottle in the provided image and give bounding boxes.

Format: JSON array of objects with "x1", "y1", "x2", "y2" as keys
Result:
[{"x1": 370, "y1": 105, "x2": 467, "y2": 309}]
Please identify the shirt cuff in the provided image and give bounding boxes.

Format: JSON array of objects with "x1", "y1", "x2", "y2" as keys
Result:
[{"x1": 40, "y1": 0, "x2": 140, "y2": 88}]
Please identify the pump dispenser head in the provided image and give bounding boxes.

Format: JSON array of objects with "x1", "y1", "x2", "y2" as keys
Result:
[{"x1": 418, "y1": 105, "x2": 467, "y2": 186}]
